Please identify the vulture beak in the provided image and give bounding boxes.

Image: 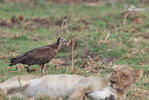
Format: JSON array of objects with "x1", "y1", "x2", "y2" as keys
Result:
[
  {"x1": 59, "y1": 38, "x2": 68, "y2": 48},
  {"x1": 61, "y1": 38, "x2": 68, "y2": 43},
  {"x1": 62, "y1": 39, "x2": 69, "y2": 47},
  {"x1": 64, "y1": 39, "x2": 68, "y2": 42}
]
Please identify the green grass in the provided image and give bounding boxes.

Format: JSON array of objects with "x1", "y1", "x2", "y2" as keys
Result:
[{"x1": 0, "y1": 0, "x2": 149, "y2": 100}]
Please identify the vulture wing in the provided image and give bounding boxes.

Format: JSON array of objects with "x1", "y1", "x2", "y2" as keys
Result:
[{"x1": 9, "y1": 45, "x2": 57, "y2": 66}]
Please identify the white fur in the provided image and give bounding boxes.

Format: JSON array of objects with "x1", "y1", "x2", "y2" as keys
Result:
[
  {"x1": 7, "y1": 92, "x2": 25, "y2": 99},
  {"x1": 0, "y1": 74, "x2": 115, "y2": 100},
  {"x1": 0, "y1": 75, "x2": 39, "y2": 98},
  {"x1": 87, "y1": 87, "x2": 116, "y2": 100},
  {"x1": 23, "y1": 74, "x2": 83, "y2": 98}
]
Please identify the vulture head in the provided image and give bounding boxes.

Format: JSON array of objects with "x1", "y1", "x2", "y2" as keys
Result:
[
  {"x1": 58, "y1": 37, "x2": 68, "y2": 42},
  {"x1": 57, "y1": 37, "x2": 68, "y2": 48}
]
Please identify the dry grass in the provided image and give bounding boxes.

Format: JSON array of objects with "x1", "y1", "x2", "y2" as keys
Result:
[{"x1": 0, "y1": 0, "x2": 148, "y2": 100}]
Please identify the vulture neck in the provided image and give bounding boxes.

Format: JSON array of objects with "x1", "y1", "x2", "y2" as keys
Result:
[{"x1": 52, "y1": 41, "x2": 61, "y2": 49}]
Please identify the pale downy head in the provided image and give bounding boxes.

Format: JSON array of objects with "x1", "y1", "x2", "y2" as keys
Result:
[
  {"x1": 59, "y1": 37, "x2": 68, "y2": 43},
  {"x1": 57, "y1": 37, "x2": 68, "y2": 48}
]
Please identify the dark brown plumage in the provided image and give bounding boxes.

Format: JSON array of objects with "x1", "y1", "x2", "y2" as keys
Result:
[{"x1": 9, "y1": 37, "x2": 67, "y2": 72}]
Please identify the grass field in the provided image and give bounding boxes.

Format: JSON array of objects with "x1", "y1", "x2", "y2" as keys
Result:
[{"x1": 0, "y1": 0, "x2": 149, "y2": 100}]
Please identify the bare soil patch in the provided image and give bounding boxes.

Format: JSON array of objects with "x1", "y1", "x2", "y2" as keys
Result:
[{"x1": 0, "y1": 16, "x2": 91, "y2": 32}]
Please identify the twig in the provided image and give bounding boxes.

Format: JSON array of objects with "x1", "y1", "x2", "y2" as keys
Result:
[
  {"x1": 123, "y1": 11, "x2": 130, "y2": 25},
  {"x1": 104, "y1": 31, "x2": 111, "y2": 42},
  {"x1": 87, "y1": 56, "x2": 93, "y2": 64},
  {"x1": 71, "y1": 39, "x2": 74, "y2": 70}
]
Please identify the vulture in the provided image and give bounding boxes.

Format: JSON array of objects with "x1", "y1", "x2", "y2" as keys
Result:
[{"x1": 9, "y1": 37, "x2": 68, "y2": 72}]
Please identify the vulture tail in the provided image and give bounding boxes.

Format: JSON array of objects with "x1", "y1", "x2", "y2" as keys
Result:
[
  {"x1": 9, "y1": 58, "x2": 17, "y2": 66},
  {"x1": 9, "y1": 55, "x2": 26, "y2": 66}
]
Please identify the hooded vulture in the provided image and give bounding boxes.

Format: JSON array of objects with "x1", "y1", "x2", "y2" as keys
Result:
[{"x1": 9, "y1": 37, "x2": 68, "y2": 72}]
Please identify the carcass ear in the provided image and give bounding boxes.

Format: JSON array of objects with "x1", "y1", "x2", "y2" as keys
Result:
[
  {"x1": 112, "y1": 65, "x2": 121, "y2": 70},
  {"x1": 112, "y1": 65, "x2": 129, "y2": 70},
  {"x1": 133, "y1": 69, "x2": 143, "y2": 82}
]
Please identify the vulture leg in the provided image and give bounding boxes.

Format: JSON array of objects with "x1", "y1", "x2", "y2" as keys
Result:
[
  {"x1": 16, "y1": 66, "x2": 18, "y2": 70},
  {"x1": 42, "y1": 64, "x2": 45, "y2": 73},
  {"x1": 39, "y1": 64, "x2": 45, "y2": 73},
  {"x1": 25, "y1": 66, "x2": 30, "y2": 73}
]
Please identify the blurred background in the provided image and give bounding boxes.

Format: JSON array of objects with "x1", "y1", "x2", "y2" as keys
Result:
[{"x1": 0, "y1": 0, "x2": 149, "y2": 100}]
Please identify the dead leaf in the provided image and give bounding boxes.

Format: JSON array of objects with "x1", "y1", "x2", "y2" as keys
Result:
[{"x1": 50, "y1": 59, "x2": 67, "y2": 65}]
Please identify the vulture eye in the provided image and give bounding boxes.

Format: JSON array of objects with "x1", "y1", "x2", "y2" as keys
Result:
[
  {"x1": 110, "y1": 80, "x2": 116, "y2": 84},
  {"x1": 60, "y1": 38, "x2": 68, "y2": 42},
  {"x1": 60, "y1": 38, "x2": 63, "y2": 41}
]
